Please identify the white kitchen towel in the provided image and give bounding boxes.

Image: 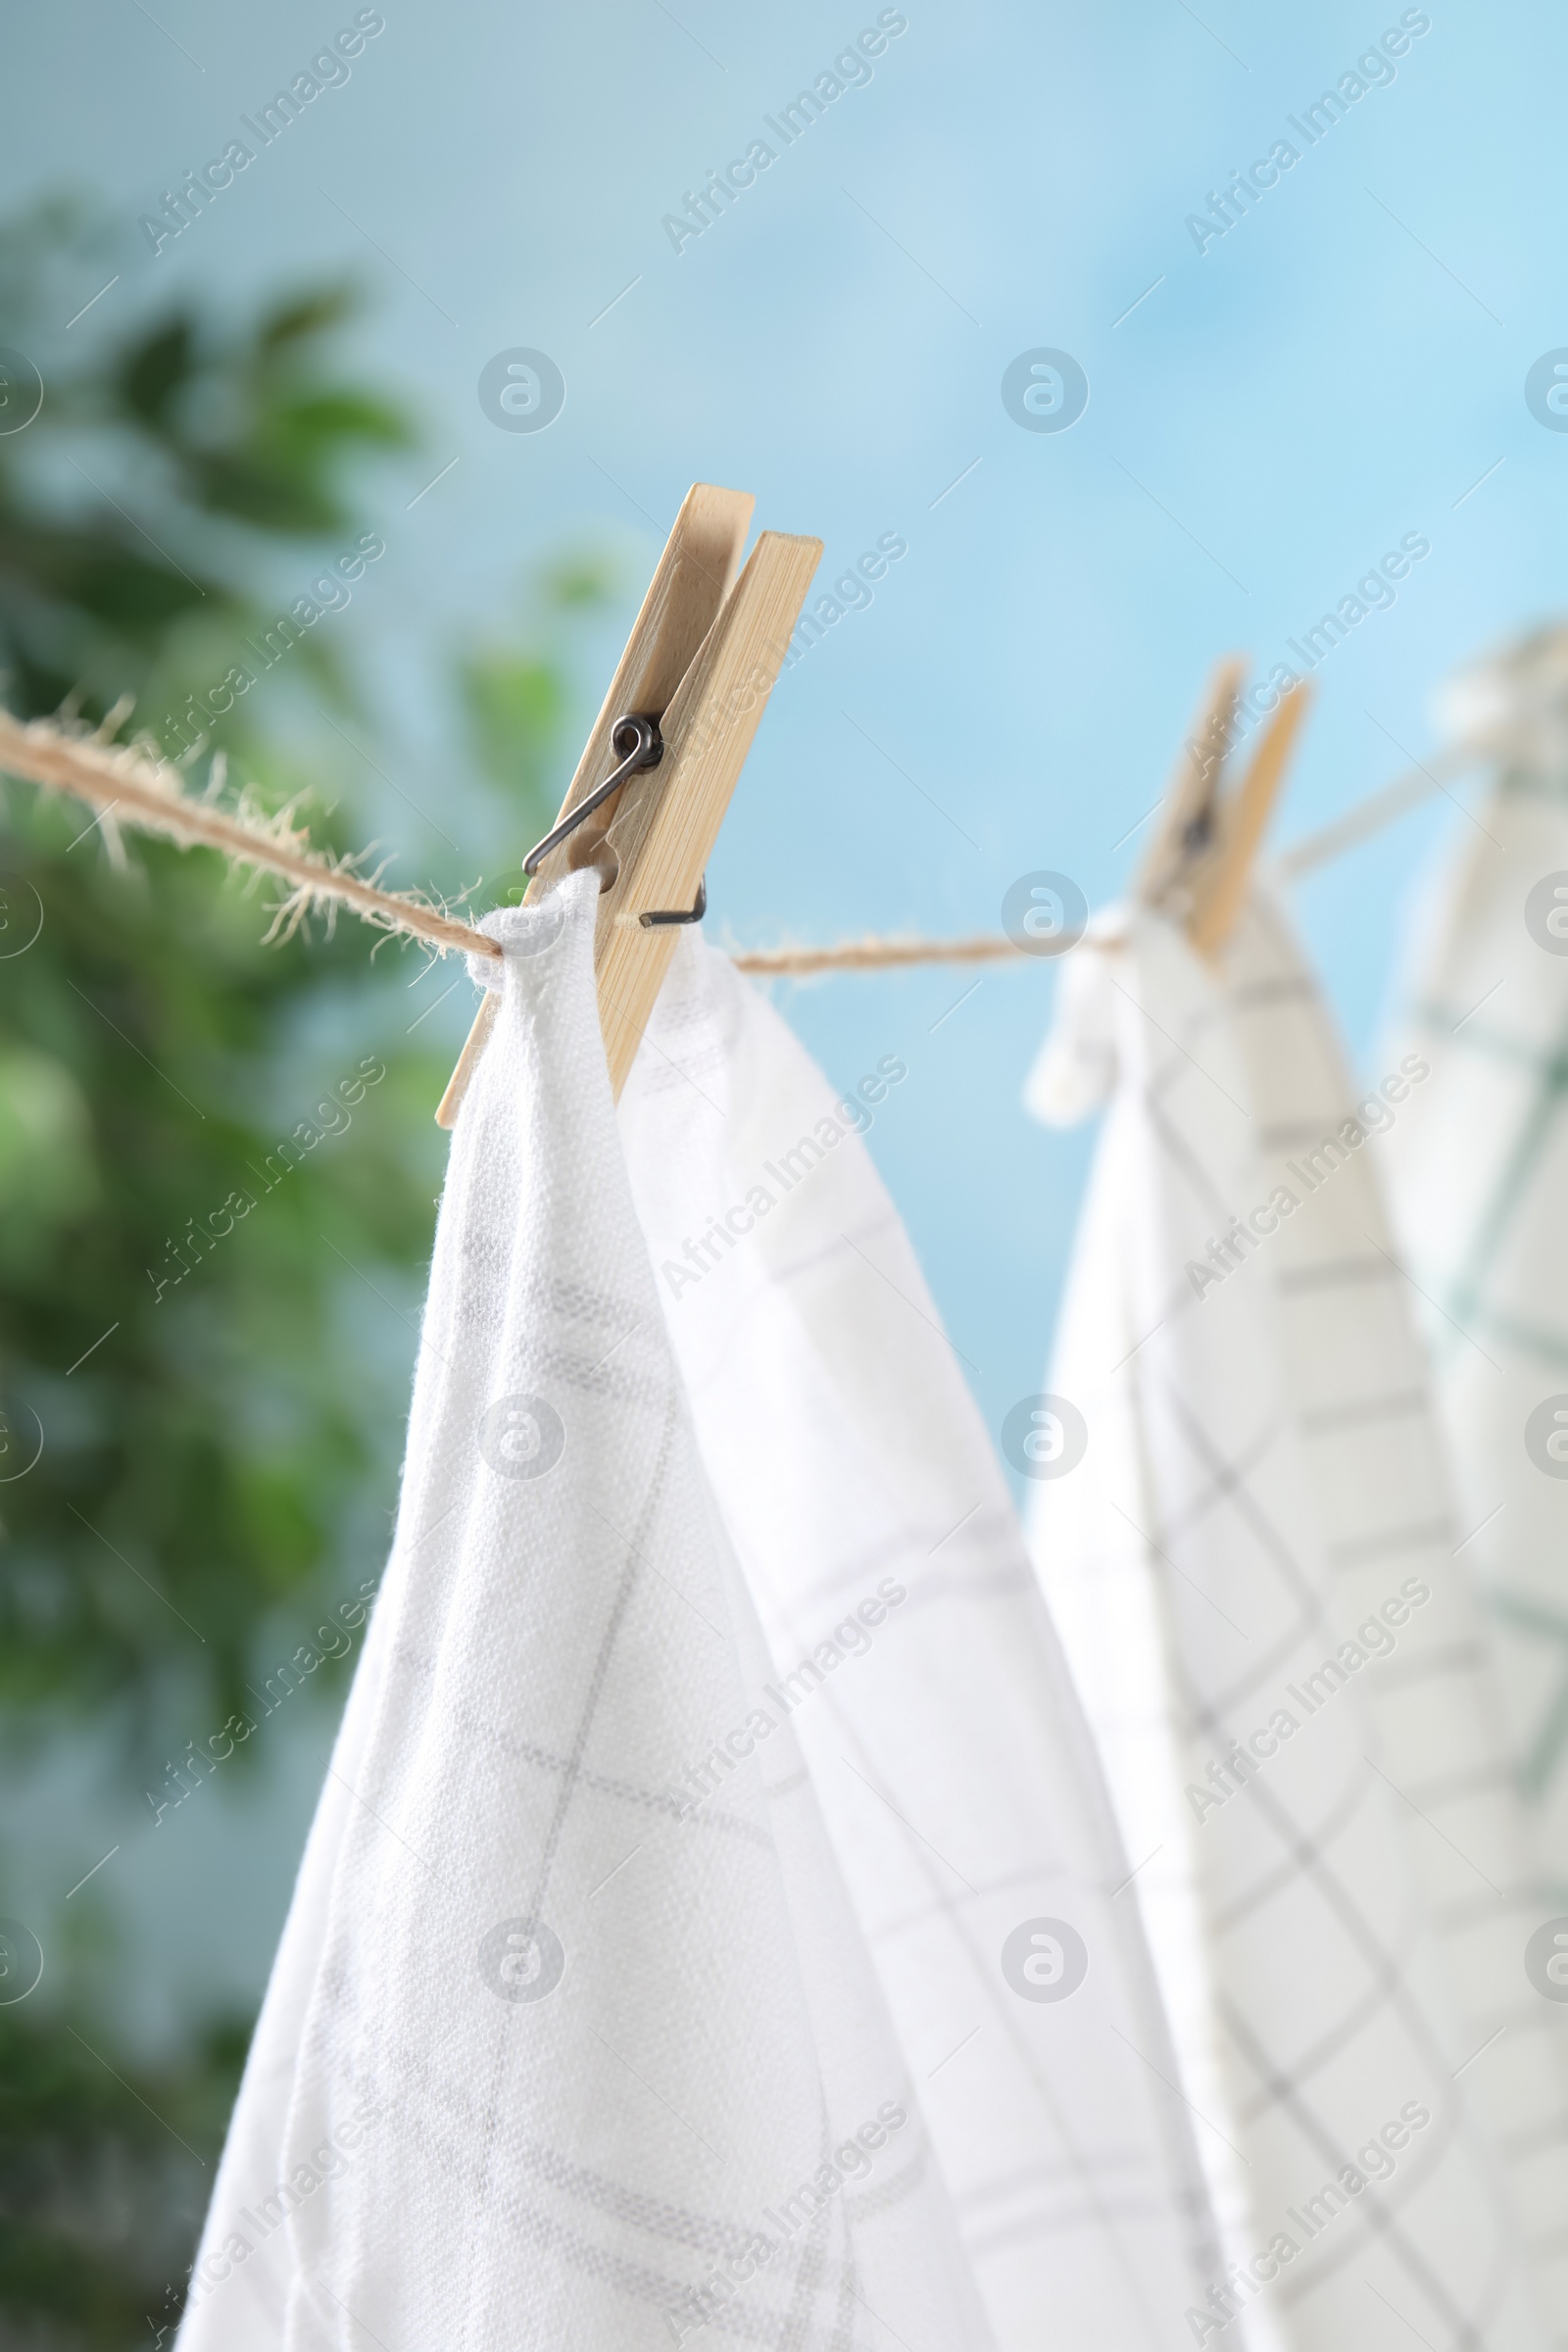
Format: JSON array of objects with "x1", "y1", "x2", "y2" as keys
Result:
[
  {"x1": 1382, "y1": 631, "x2": 1568, "y2": 1902},
  {"x1": 1024, "y1": 887, "x2": 1568, "y2": 2350},
  {"x1": 175, "y1": 870, "x2": 993, "y2": 2352},
  {"x1": 616, "y1": 933, "x2": 1225, "y2": 2350}
]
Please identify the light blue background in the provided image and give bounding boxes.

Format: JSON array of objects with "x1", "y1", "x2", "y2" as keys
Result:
[{"x1": 3, "y1": 0, "x2": 1560, "y2": 2039}]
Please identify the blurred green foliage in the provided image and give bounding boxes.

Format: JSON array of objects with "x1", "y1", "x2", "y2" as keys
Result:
[
  {"x1": 0, "y1": 201, "x2": 609, "y2": 2346},
  {"x1": 457, "y1": 551, "x2": 618, "y2": 844},
  {"x1": 0, "y1": 197, "x2": 410, "y2": 739}
]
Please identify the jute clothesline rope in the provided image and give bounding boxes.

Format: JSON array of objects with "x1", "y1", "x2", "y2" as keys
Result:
[
  {"x1": 0, "y1": 709, "x2": 500, "y2": 961},
  {"x1": 0, "y1": 708, "x2": 1470, "y2": 979}
]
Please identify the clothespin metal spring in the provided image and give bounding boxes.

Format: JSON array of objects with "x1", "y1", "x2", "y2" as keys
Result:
[
  {"x1": 520, "y1": 711, "x2": 708, "y2": 929},
  {"x1": 522, "y1": 713, "x2": 663, "y2": 877}
]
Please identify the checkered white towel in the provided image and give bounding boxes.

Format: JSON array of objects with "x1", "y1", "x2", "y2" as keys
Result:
[
  {"x1": 177, "y1": 876, "x2": 1219, "y2": 2352},
  {"x1": 1383, "y1": 634, "x2": 1568, "y2": 1904},
  {"x1": 1025, "y1": 887, "x2": 1568, "y2": 2349},
  {"x1": 176, "y1": 872, "x2": 991, "y2": 2352}
]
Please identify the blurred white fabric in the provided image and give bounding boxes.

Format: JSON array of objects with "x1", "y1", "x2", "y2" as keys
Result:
[
  {"x1": 1025, "y1": 887, "x2": 1568, "y2": 2349},
  {"x1": 177, "y1": 882, "x2": 1219, "y2": 2350},
  {"x1": 1383, "y1": 629, "x2": 1568, "y2": 1905}
]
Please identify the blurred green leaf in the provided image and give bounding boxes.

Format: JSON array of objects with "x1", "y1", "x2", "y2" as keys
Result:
[
  {"x1": 256, "y1": 285, "x2": 356, "y2": 352},
  {"x1": 116, "y1": 317, "x2": 197, "y2": 432},
  {"x1": 545, "y1": 553, "x2": 616, "y2": 610},
  {"x1": 0, "y1": 2001, "x2": 245, "y2": 2343},
  {"x1": 459, "y1": 648, "x2": 564, "y2": 829}
]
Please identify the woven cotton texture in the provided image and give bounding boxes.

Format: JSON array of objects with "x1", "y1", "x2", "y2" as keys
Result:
[
  {"x1": 1382, "y1": 664, "x2": 1568, "y2": 1903},
  {"x1": 175, "y1": 871, "x2": 991, "y2": 2352},
  {"x1": 617, "y1": 934, "x2": 1224, "y2": 2349},
  {"x1": 1024, "y1": 890, "x2": 1568, "y2": 2350}
]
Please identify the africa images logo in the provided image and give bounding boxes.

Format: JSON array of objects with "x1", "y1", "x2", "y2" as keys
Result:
[
  {"x1": 1001, "y1": 1394, "x2": 1088, "y2": 1481},
  {"x1": 478, "y1": 1917, "x2": 565, "y2": 2004},
  {"x1": 477, "y1": 349, "x2": 566, "y2": 433},
  {"x1": 1525, "y1": 1396, "x2": 1568, "y2": 1478},
  {"x1": 1001, "y1": 351, "x2": 1089, "y2": 434},
  {"x1": 478, "y1": 1394, "x2": 565, "y2": 1480},
  {"x1": 1001, "y1": 1918, "x2": 1089, "y2": 2002},
  {"x1": 1525, "y1": 871, "x2": 1568, "y2": 953}
]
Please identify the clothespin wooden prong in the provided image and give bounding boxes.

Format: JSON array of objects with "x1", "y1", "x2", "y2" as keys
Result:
[
  {"x1": 1188, "y1": 680, "x2": 1312, "y2": 959},
  {"x1": 589, "y1": 528, "x2": 821, "y2": 1095},
  {"x1": 1136, "y1": 654, "x2": 1247, "y2": 914},
  {"x1": 437, "y1": 485, "x2": 819, "y2": 1125},
  {"x1": 1136, "y1": 657, "x2": 1311, "y2": 958}
]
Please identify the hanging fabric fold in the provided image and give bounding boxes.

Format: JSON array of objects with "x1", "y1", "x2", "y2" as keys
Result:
[
  {"x1": 1381, "y1": 631, "x2": 1568, "y2": 1897},
  {"x1": 1023, "y1": 884, "x2": 1568, "y2": 2349},
  {"x1": 616, "y1": 931, "x2": 1226, "y2": 2348}
]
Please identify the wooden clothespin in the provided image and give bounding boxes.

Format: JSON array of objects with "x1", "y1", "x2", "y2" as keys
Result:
[
  {"x1": 1136, "y1": 657, "x2": 1311, "y2": 959},
  {"x1": 437, "y1": 485, "x2": 821, "y2": 1127}
]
